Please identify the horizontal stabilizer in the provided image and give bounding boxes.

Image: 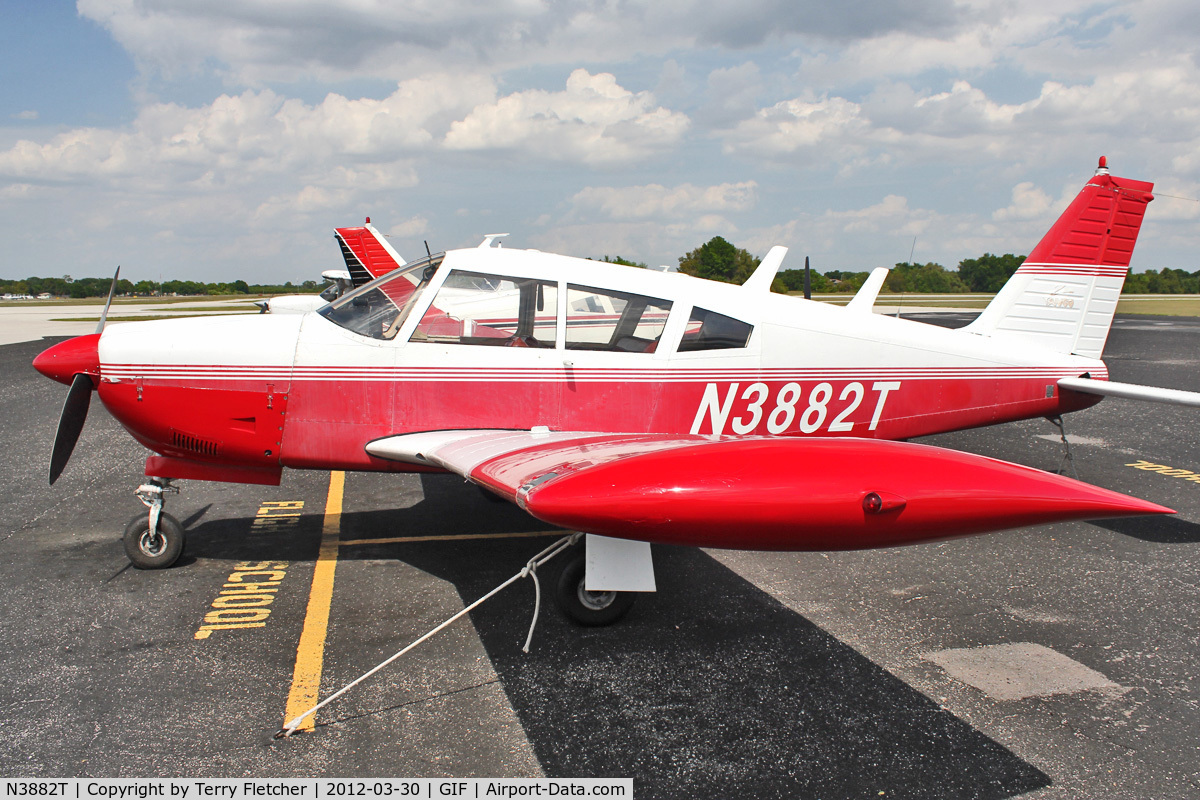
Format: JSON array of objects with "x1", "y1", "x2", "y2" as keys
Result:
[
  {"x1": 478, "y1": 233, "x2": 510, "y2": 248},
  {"x1": 1059, "y1": 377, "x2": 1200, "y2": 408},
  {"x1": 366, "y1": 430, "x2": 1170, "y2": 551}
]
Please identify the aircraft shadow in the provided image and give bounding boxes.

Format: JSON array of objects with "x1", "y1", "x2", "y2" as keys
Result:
[
  {"x1": 181, "y1": 513, "x2": 324, "y2": 564},
  {"x1": 325, "y1": 476, "x2": 1051, "y2": 799},
  {"x1": 178, "y1": 474, "x2": 1048, "y2": 796},
  {"x1": 1089, "y1": 515, "x2": 1200, "y2": 544}
]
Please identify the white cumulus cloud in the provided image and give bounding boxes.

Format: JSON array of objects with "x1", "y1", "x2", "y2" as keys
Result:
[
  {"x1": 569, "y1": 181, "x2": 758, "y2": 220},
  {"x1": 993, "y1": 181, "x2": 1056, "y2": 221},
  {"x1": 76, "y1": 0, "x2": 968, "y2": 85},
  {"x1": 0, "y1": 74, "x2": 493, "y2": 193},
  {"x1": 719, "y1": 94, "x2": 895, "y2": 170},
  {"x1": 7, "y1": 0, "x2": 1200, "y2": 281},
  {"x1": 444, "y1": 70, "x2": 689, "y2": 165}
]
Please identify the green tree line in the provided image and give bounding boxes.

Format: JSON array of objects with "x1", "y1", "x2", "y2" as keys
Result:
[
  {"x1": 678, "y1": 236, "x2": 1200, "y2": 294},
  {"x1": 0, "y1": 276, "x2": 322, "y2": 298},
  {"x1": 5, "y1": 239, "x2": 1199, "y2": 298}
]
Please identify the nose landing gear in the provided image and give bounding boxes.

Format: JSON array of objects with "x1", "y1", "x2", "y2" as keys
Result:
[{"x1": 123, "y1": 478, "x2": 185, "y2": 569}]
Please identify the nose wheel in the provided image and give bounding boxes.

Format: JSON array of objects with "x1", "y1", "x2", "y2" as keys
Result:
[{"x1": 123, "y1": 479, "x2": 184, "y2": 569}]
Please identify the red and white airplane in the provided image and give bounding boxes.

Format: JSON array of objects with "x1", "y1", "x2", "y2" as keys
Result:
[{"x1": 33, "y1": 158, "x2": 1199, "y2": 624}]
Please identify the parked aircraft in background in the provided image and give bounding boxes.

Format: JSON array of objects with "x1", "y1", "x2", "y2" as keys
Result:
[
  {"x1": 258, "y1": 220, "x2": 408, "y2": 314},
  {"x1": 33, "y1": 158, "x2": 1199, "y2": 624}
]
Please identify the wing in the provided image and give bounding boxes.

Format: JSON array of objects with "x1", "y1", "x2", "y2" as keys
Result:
[{"x1": 366, "y1": 430, "x2": 1169, "y2": 552}]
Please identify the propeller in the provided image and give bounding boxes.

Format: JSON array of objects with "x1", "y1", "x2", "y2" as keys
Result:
[
  {"x1": 95, "y1": 265, "x2": 120, "y2": 334},
  {"x1": 40, "y1": 266, "x2": 119, "y2": 484},
  {"x1": 49, "y1": 373, "x2": 95, "y2": 484}
]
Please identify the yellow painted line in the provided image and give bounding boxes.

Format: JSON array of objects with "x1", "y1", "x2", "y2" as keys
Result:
[
  {"x1": 283, "y1": 471, "x2": 344, "y2": 733},
  {"x1": 339, "y1": 530, "x2": 563, "y2": 547}
]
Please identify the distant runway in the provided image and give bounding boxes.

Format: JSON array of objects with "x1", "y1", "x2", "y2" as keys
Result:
[
  {"x1": 2, "y1": 313, "x2": 1198, "y2": 797},
  {"x1": 0, "y1": 297, "x2": 258, "y2": 345}
]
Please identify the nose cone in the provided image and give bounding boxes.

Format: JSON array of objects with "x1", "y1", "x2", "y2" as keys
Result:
[{"x1": 33, "y1": 333, "x2": 101, "y2": 385}]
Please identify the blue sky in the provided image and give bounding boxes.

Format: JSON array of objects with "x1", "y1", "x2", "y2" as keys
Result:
[
  {"x1": 1, "y1": 2, "x2": 133, "y2": 126},
  {"x1": 2, "y1": 0, "x2": 1199, "y2": 283}
]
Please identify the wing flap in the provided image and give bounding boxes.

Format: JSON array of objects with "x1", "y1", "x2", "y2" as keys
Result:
[
  {"x1": 367, "y1": 429, "x2": 616, "y2": 479},
  {"x1": 366, "y1": 430, "x2": 1170, "y2": 551}
]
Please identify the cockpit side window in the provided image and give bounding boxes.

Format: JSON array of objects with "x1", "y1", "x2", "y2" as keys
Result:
[
  {"x1": 318, "y1": 254, "x2": 443, "y2": 340},
  {"x1": 565, "y1": 285, "x2": 672, "y2": 352},
  {"x1": 677, "y1": 307, "x2": 753, "y2": 351},
  {"x1": 409, "y1": 270, "x2": 557, "y2": 348}
]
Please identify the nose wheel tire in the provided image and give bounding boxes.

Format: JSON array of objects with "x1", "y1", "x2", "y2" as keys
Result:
[
  {"x1": 122, "y1": 512, "x2": 185, "y2": 570},
  {"x1": 554, "y1": 552, "x2": 636, "y2": 627}
]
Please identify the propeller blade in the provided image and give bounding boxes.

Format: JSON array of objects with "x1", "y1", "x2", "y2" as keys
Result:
[
  {"x1": 49, "y1": 373, "x2": 94, "y2": 485},
  {"x1": 95, "y1": 265, "x2": 120, "y2": 334}
]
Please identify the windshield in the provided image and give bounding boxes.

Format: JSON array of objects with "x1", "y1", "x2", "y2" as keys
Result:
[{"x1": 317, "y1": 253, "x2": 445, "y2": 339}]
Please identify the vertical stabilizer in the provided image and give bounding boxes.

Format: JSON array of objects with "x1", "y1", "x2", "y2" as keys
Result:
[
  {"x1": 335, "y1": 220, "x2": 406, "y2": 287},
  {"x1": 965, "y1": 159, "x2": 1154, "y2": 358}
]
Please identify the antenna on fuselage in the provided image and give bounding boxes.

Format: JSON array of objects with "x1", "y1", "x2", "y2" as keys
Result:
[
  {"x1": 897, "y1": 236, "x2": 917, "y2": 318},
  {"x1": 804, "y1": 256, "x2": 811, "y2": 300},
  {"x1": 741, "y1": 246, "x2": 788, "y2": 292},
  {"x1": 424, "y1": 240, "x2": 432, "y2": 258}
]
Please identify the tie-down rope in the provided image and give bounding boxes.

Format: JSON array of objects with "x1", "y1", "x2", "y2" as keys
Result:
[{"x1": 276, "y1": 532, "x2": 580, "y2": 738}]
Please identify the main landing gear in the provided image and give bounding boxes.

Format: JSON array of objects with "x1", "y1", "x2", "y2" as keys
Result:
[
  {"x1": 123, "y1": 478, "x2": 185, "y2": 569},
  {"x1": 553, "y1": 548, "x2": 637, "y2": 627}
]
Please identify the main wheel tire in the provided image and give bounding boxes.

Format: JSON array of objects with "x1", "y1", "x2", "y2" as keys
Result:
[
  {"x1": 123, "y1": 512, "x2": 185, "y2": 570},
  {"x1": 554, "y1": 552, "x2": 636, "y2": 627}
]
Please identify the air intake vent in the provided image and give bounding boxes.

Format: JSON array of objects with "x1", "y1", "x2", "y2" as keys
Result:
[{"x1": 171, "y1": 430, "x2": 220, "y2": 458}]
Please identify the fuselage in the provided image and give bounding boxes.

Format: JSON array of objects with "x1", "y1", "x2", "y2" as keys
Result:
[{"x1": 80, "y1": 246, "x2": 1104, "y2": 485}]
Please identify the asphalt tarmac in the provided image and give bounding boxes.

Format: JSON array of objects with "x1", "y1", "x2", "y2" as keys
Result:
[{"x1": 2, "y1": 314, "x2": 1198, "y2": 798}]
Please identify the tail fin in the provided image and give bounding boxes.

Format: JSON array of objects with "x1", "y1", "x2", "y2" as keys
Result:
[
  {"x1": 335, "y1": 219, "x2": 406, "y2": 288},
  {"x1": 965, "y1": 158, "x2": 1154, "y2": 358}
]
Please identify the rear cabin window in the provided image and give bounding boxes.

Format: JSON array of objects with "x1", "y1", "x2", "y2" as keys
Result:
[
  {"x1": 409, "y1": 270, "x2": 557, "y2": 347},
  {"x1": 677, "y1": 307, "x2": 753, "y2": 351},
  {"x1": 565, "y1": 285, "x2": 672, "y2": 352}
]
